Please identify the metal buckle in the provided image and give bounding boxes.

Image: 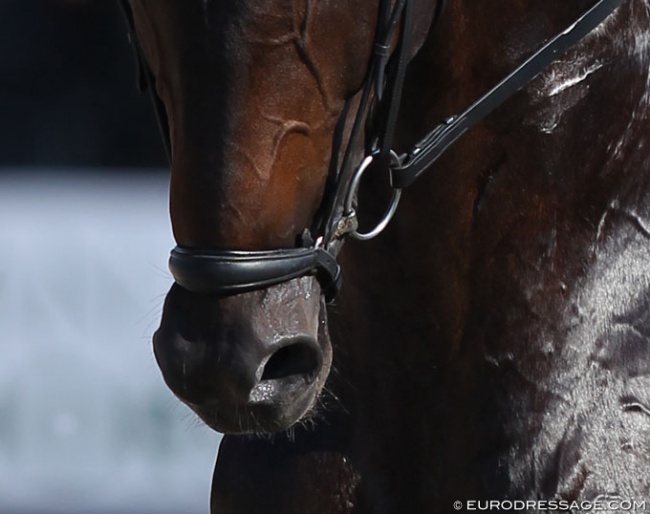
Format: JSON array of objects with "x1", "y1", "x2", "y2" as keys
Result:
[{"x1": 343, "y1": 152, "x2": 402, "y2": 241}]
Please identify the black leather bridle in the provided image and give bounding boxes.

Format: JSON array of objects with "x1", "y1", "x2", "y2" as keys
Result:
[{"x1": 119, "y1": 0, "x2": 625, "y2": 300}]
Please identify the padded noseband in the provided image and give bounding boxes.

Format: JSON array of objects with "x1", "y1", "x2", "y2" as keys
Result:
[{"x1": 169, "y1": 246, "x2": 341, "y2": 300}]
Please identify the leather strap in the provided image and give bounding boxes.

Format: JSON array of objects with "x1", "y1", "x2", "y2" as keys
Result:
[
  {"x1": 376, "y1": 0, "x2": 413, "y2": 168},
  {"x1": 389, "y1": 0, "x2": 626, "y2": 189},
  {"x1": 117, "y1": 0, "x2": 172, "y2": 162},
  {"x1": 169, "y1": 246, "x2": 342, "y2": 300},
  {"x1": 321, "y1": 0, "x2": 438, "y2": 245}
]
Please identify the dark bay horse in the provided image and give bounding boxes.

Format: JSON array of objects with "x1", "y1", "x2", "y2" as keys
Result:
[{"x1": 122, "y1": 0, "x2": 650, "y2": 511}]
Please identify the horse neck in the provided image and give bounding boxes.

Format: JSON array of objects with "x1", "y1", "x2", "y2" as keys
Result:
[
  {"x1": 331, "y1": 0, "x2": 650, "y2": 501},
  {"x1": 355, "y1": 0, "x2": 650, "y2": 348}
]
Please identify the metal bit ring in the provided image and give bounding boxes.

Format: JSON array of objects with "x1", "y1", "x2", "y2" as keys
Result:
[{"x1": 344, "y1": 152, "x2": 402, "y2": 241}]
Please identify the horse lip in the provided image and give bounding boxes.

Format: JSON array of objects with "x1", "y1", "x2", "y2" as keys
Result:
[{"x1": 190, "y1": 384, "x2": 319, "y2": 434}]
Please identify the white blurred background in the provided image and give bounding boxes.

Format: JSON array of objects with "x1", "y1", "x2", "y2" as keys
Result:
[
  {"x1": 0, "y1": 2, "x2": 222, "y2": 513},
  {"x1": 0, "y1": 172, "x2": 220, "y2": 514}
]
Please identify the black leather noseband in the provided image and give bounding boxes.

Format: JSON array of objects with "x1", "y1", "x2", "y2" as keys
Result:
[
  {"x1": 169, "y1": 246, "x2": 341, "y2": 300},
  {"x1": 119, "y1": 0, "x2": 625, "y2": 300}
]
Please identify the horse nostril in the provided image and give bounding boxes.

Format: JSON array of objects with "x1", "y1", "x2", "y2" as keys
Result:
[
  {"x1": 248, "y1": 339, "x2": 322, "y2": 405},
  {"x1": 261, "y1": 341, "x2": 321, "y2": 383}
]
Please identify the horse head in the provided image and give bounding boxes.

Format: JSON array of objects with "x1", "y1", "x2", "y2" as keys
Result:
[{"x1": 125, "y1": 0, "x2": 441, "y2": 434}]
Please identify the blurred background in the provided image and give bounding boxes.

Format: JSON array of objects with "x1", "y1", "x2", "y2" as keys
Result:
[{"x1": 0, "y1": 1, "x2": 220, "y2": 513}]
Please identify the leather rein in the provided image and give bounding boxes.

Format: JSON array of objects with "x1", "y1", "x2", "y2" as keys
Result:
[{"x1": 119, "y1": 0, "x2": 625, "y2": 300}]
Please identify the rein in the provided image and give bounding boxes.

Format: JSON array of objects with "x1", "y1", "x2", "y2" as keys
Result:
[
  {"x1": 389, "y1": 0, "x2": 626, "y2": 189},
  {"x1": 119, "y1": 0, "x2": 626, "y2": 300}
]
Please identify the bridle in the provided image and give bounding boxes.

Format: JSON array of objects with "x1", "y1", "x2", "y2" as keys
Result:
[{"x1": 119, "y1": 0, "x2": 626, "y2": 301}]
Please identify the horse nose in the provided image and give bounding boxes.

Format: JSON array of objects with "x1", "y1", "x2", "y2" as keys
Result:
[
  {"x1": 154, "y1": 328, "x2": 323, "y2": 407},
  {"x1": 249, "y1": 337, "x2": 322, "y2": 404},
  {"x1": 153, "y1": 282, "x2": 330, "y2": 433}
]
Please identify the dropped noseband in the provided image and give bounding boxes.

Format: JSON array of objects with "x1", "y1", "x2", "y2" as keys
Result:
[{"x1": 119, "y1": 0, "x2": 625, "y2": 300}]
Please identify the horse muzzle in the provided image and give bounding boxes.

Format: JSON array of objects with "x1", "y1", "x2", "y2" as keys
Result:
[{"x1": 152, "y1": 279, "x2": 332, "y2": 434}]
